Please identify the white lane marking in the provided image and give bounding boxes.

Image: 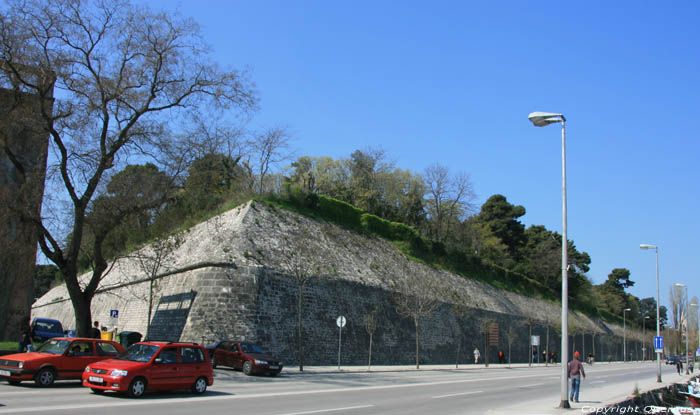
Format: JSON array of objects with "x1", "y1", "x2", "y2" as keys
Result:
[
  {"x1": 278, "y1": 405, "x2": 374, "y2": 415},
  {"x1": 590, "y1": 381, "x2": 606, "y2": 384},
  {"x1": 517, "y1": 382, "x2": 545, "y2": 388},
  {"x1": 0, "y1": 369, "x2": 651, "y2": 414},
  {"x1": 432, "y1": 391, "x2": 483, "y2": 399}
]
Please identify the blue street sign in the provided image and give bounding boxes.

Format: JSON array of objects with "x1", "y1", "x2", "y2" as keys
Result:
[
  {"x1": 110, "y1": 309, "x2": 119, "y2": 318},
  {"x1": 654, "y1": 336, "x2": 663, "y2": 352}
]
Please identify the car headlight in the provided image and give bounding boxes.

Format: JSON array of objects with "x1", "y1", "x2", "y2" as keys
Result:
[
  {"x1": 84, "y1": 366, "x2": 90, "y2": 372},
  {"x1": 18, "y1": 362, "x2": 23, "y2": 369},
  {"x1": 254, "y1": 359, "x2": 268, "y2": 365},
  {"x1": 110, "y1": 369, "x2": 128, "y2": 377}
]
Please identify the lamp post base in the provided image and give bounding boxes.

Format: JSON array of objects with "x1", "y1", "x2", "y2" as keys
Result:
[{"x1": 559, "y1": 399, "x2": 571, "y2": 409}]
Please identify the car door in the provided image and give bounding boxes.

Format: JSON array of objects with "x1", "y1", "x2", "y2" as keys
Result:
[
  {"x1": 180, "y1": 346, "x2": 205, "y2": 386},
  {"x1": 150, "y1": 347, "x2": 180, "y2": 389},
  {"x1": 230, "y1": 343, "x2": 244, "y2": 370},
  {"x1": 218, "y1": 341, "x2": 232, "y2": 368},
  {"x1": 62, "y1": 341, "x2": 98, "y2": 379}
]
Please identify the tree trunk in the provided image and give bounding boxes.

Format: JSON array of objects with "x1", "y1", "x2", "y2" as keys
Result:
[
  {"x1": 298, "y1": 284, "x2": 304, "y2": 372},
  {"x1": 545, "y1": 325, "x2": 550, "y2": 367},
  {"x1": 415, "y1": 318, "x2": 420, "y2": 369},
  {"x1": 455, "y1": 338, "x2": 461, "y2": 369},
  {"x1": 146, "y1": 278, "x2": 154, "y2": 339},
  {"x1": 368, "y1": 333, "x2": 373, "y2": 371},
  {"x1": 528, "y1": 324, "x2": 532, "y2": 367}
]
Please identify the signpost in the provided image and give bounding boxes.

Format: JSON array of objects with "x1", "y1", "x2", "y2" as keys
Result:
[
  {"x1": 654, "y1": 336, "x2": 663, "y2": 353},
  {"x1": 337, "y1": 316, "x2": 346, "y2": 370},
  {"x1": 531, "y1": 335, "x2": 541, "y2": 363},
  {"x1": 109, "y1": 309, "x2": 119, "y2": 329}
]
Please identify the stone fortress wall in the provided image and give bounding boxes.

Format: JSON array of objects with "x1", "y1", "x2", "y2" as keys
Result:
[{"x1": 32, "y1": 201, "x2": 644, "y2": 365}]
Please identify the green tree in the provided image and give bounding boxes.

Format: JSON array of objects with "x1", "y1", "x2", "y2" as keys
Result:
[
  {"x1": 34, "y1": 265, "x2": 61, "y2": 299},
  {"x1": 471, "y1": 195, "x2": 526, "y2": 265}
]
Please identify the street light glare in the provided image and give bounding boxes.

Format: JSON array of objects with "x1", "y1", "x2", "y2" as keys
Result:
[{"x1": 624, "y1": 308, "x2": 631, "y2": 311}]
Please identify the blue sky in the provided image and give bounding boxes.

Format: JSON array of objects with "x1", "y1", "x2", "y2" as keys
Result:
[{"x1": 145, "y1": 0, "x2": 700, "y2": 313}]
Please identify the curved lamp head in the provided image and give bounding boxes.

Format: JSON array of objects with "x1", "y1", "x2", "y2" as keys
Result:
[{"x1": 528, "y1": 112, "x2": 566, "y2": 127}]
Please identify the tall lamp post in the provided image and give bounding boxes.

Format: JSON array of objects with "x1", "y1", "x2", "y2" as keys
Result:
[
  {"x1": 691, "y1": 302, "x2": 699, "y2": 362},
  {"x1": 643, "y1": 315, "x2": 650, "y2": 361},
  {"x1": 528, "y1": 111, "x2": 568, "y2": 409},
  {"x1": 623, "y1": 308, "x2": 631, "y2": 362},
  {"x1": 640, "y1": 244, "x2": 662, "y2": 382},
  {"x1": 675, "y1": 283, "x2": 689, "y2": 374}
]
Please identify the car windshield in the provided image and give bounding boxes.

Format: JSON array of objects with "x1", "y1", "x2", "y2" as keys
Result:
[
  {"x1": 240, "y1": 343, "x2": 266, "y2": 354},
  {"x1": 36, "y1": 339, "x2": 71, "y2": 355},
  {"x1": 118, "y1": 344, "x2": 160, "y2": 362},
  {"x1": 36, "y1": 320, "x2": 62, "y2": 333}
]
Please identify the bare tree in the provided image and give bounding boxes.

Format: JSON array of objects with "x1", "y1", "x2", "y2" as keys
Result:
[
  {"x1": 390, "y1": 262, "x2": 441, "y2": 369},
  {"x1": 521, "y1": 317, "x2": 535, "y2": 366},
  {"x1": 279, "y1": 225, "x2": 326, "y2": 372},
  {"x1": 0, "y1": 0, "x2": 256, "y2": 336},
  {"x1": 450, "y1": 304, "x2": 472, "y2": 368},
  {"x1": 129, "y1": 230, "x2": 184, "y2": 339},
  {"x1": 670, "y1": 285, "x2": 686, "y2": 355},
  {"x1": 364, "y1": 307, "x2": 378, "y2": 371},
  {"x1": 478, "y1": 317, "x2": 496, "y2": 367},
  {"x1": 423, "y1": 163, "x2": 476, "y2": 242},
  {"x1": 542, "y1": 313, "x2": 557, "y2": 366},
  {"x1": 245, "y1": 127, "x2": 292, "y2": 194},
  {"x1": 505, "y1": 325, "x2": 519, "y2": 367}
]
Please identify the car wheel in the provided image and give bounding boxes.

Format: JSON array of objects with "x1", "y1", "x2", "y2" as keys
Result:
[
  {"x1": 191, "y1": 376, "x2": 207, "y2": 394},
  {"x1": 268, "y1": 371, "x2": 278, "y2": 377},
  {"x1": 211, "y1": 357, "x2": 217, "y2": 369},
  {"x1": 91, "y1": 388, "x2": 105, "y2": 394},
  {"x1": 243, "y1": 361, "x2": 253, "y2": 376},
  {"x1": 127, "y1": 377, "x2": 147, "y2": 398},
  {"x1": 8, "y1": 380, "x2": 21, "y2": 386},
  {"x1": 35, "y1": 367, "x2": 56, "y2": 387}
]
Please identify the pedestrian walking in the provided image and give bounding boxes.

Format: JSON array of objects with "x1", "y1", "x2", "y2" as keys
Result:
[
  {"x1": 676, "y1": 360, "x2": 683, "y2": 375},
  {"x1": 90, "y1": 321, "x2": 101, "y2": 339},
  {"x1": 473, "y1": 347, "x2": 480, "y2": 364},
  {"x1": 17, "y1": 317, "x2": 32, "y2": 352},
  {"x1": 568, "y1": 351, "x2": 586, "y2": 403}
]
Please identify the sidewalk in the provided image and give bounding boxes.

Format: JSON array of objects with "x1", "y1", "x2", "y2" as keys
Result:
[{"x1": 294, "y1": 361, "x2": 567, "y2": 373}]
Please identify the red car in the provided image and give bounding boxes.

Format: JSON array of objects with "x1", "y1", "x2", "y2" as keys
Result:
[
  {"x1": 0, "y1": 337, "x2": 124, "y2": 386},
  {"x1": 82, "y1": 341, "x2": 213, "y2": 398},
  {"x1": 207, "y1": 341, "x2": 283, "y2": 376}
]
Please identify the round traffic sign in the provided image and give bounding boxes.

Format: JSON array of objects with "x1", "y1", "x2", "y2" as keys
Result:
[{"x1": 336, "y1": 316, "x2": 346, "y2": 328}]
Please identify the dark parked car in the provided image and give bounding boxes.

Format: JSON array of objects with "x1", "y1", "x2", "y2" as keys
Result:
[
  {"x1": 31, "y1": 318, "x2": 64, "y2": 343},
  {"x1": 207, "y1": 341, "x2": 283, "y2": 376},
  {"x1": 666, "y1": 355, "x2": 679, "y2": 365}
]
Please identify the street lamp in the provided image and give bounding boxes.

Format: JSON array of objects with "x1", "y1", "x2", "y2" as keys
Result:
[
  {"x1": 643, "y1": 315, "x2": 650, "y2": 361},
  {"x1": 640, "y1": 243, "x2": 662, "y2": 382},
  {"x1": 528, "y1": 111, "x2": 569, "y2": 409},
  {"x1": 675, "y1": 283, "x2": 689, "y2": 374},
  {"x1": 623, "y1": 308, "x2": 631, "y2": 362},
  {"x1": 691, "y1": 302, "x2": 699, "y2": 361}
]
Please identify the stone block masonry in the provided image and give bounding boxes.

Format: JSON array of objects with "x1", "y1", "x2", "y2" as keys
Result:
[{"x1": 31, "y1": 201, "x2": 643, "y2": 365}]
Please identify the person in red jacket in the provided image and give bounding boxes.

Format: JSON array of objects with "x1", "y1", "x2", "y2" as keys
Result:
[{"x1": 568, "y1": 351, "x2": 586, "y2": 402}]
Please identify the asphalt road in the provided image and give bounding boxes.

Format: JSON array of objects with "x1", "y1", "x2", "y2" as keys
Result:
[{"x1": 0, "y1": 362, "x2": 684, "y2": 415}]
